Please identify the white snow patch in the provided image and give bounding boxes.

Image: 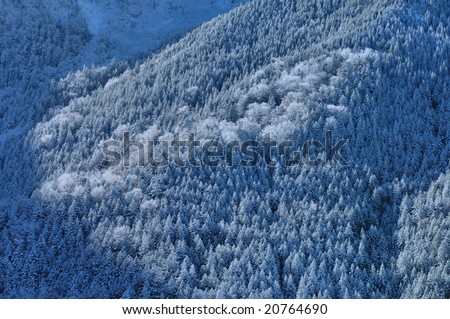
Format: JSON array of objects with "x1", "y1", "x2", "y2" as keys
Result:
[
  {"x1": 339, "y1": 48, "x2": 378, "y2": 64},
  {"x1": 136, "y1": 125, "x2": 160, "y2": 141}
]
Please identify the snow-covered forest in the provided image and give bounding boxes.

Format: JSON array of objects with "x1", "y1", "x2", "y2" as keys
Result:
[{"x1": 0, "y1": 0, "x2": 448, "y2": 298}]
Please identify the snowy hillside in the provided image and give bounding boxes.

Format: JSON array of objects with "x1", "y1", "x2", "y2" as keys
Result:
[
  {"x1": 77, "y1": 0, "x2": 250, "y2": 63},
  {"x1": 4, "y1": 0, "x2": 249, "y2": 63},
  {"x1": 0, "y1": 0, "x2": 449, "y2": 298}
]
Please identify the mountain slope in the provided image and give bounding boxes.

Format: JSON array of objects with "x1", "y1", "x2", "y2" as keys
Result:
[
  {"x1": 0, "y1": 0, "x2": 449, "y2": 298},
  {"x1": 0, "y1": 0, "x2": 248, "y2": 201}
]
